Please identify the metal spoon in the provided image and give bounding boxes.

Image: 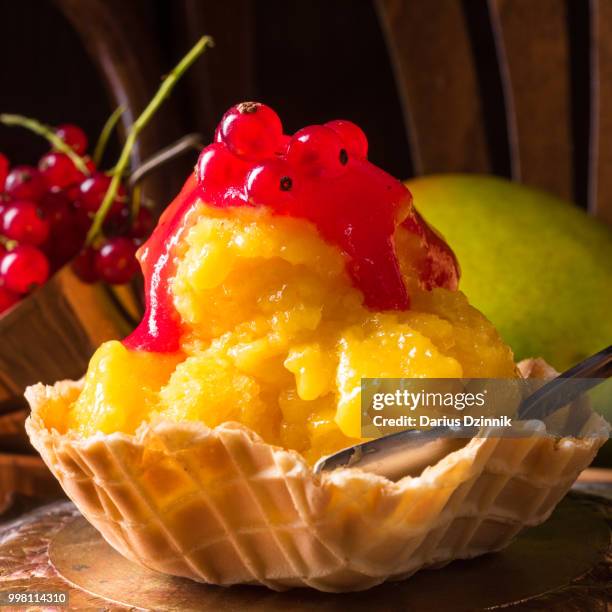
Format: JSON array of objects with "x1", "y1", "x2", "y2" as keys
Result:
[{"x1": 314, "y1": 345, "x2": 612, "y2": 480}]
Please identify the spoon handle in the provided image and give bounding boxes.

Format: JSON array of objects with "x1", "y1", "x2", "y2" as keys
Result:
[{"x1": 518, "y1": 345, "x2": 612, "y2": 421}]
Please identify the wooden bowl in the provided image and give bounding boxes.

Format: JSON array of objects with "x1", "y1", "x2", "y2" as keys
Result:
[
  {"x1": 0, "y1": 264, "x2": 142, "y2": 406},
  {"x1": 0, "y1": 454, "x2": 64, "y2": 512}
]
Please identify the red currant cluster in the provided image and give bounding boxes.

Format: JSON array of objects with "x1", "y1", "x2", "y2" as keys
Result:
[
  {"x1": 197, "y1": 101, "x2": 368, "y2": 212},
  {"x1": 0, "y1": 124, "x2": 153, "y2": 316}
]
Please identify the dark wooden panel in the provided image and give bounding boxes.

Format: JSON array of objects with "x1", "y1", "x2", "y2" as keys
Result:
[
  {"x1": 375, "y1": 0, "x2": 491, "y2": 175},
  {"x1": 54, "y1": 0, "x2": 184, "y2": 208},
  {"x1": 175, "y1": 0, "x2": 255, "y2": 139},
  {"x1": 489, "y1": 0, "x2": 573, "y2": 201},
  {"x1": 589, "y1": 0, "x2": 612, "y2": 226}
]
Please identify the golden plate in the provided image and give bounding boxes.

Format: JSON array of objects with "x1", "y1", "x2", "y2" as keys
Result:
[{"x1": 47, "y1": 495, "x2": 609, "y2": 611}]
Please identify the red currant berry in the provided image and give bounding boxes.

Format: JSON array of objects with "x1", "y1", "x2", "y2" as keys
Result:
[
  {"x1": 218, "y1": 102, "x2": 283, "y2": 160},
  {"x1": 1, "y1": 200, "x2": 50, "y2": 246},
  {"x1": 61, "y1": 159, "x2": 95, "y2": 203},
  {"x1": 48, "y1": 227, "x2": 83, "y2": 271},
  {"x1": 73, "y1": 204, "x2": 94, "y2": 234},
  {"x1": 65, "y1": 183, "x2": 81, "y2": 202},
  {"x1": 40, "y1": 190, "x2": 71, "y2": 222},
  {"x1": 72, "y1": 247, "x2": 99, "y2": 283},
  {"x1": 82, "y1": 156, "x2": 96, "y2": 174},
  {"x1": 127, "y1": 206, "x2": 154, "y2": 239},
  {"x1": 0, "y1": 245, "x2": 49, "y2": 294},
  {"x1": 94, "y1": 237, "x2": 139, "y2": 284},
  {"x1": 38, "y1": 152, "x2": 82, "y2": 189},
  {"x1": 102, "y1": 211, "x2": 125, "y2": 236},
  {"x1": 4, "y1": 166, "x2": 47, "y2": 200},
  {"x1": 0, "y1": 153, "x2": 9, "y2": 187},
  {"x1": 277, "y1": 134, "x2": 291, "y2": 154},
  {"x1": 325, "y1": 120, "x2": 368, "y2": 159},
  {"x1": 77, "y1": 173, "x2": 126, "y2": 217},
  {"x1": 245, "y1": 160, "x2": 296, "y2": 212},
  {"x1": 55, "y1": 124, "x2": 88, "y2": 155},
  {"x1": 40, "y1": 192, "x2": 82, "y2": 266},
  {"x1": 0, "y1": 286, "x2": 20, "y2": 314},
  {"x1": 196, "y1": 143, "x2": 246, "y2": 187},
  {"x1": 287, "y1": 125, "x2": 347, "y2": 178}
]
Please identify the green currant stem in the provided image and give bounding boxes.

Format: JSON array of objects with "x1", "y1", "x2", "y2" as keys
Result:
[
  {"x1": 86, "y1": 35, "x2": 214, "y2": 246},
  {"x1": 93, "y1": 105, "x2": 125, "y2": 166},
  {"x1": 0, "y1": 113, "x2": 90, "y2": 175},
  {"x1": 131, "y1": 184, "x2": 143, "y2": 220}
]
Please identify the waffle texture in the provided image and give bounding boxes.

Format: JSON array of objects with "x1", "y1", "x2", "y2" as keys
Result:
[{"x1": 25, "y1": 360, "x2": 609, "y2": 592}]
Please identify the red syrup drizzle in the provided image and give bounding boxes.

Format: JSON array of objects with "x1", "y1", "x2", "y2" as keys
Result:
[{"x1": 123, "y1": 104, "x2": 459, "y2": 353}]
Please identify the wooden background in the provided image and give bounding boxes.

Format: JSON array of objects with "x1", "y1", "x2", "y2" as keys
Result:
[{"x1": 1, "y1": 0, "x2": 610, "y2": 226}]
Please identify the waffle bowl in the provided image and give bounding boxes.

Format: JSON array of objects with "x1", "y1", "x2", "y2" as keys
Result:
[{"x1": 25, "y1": 360, "x2": 610, "y2": 592}]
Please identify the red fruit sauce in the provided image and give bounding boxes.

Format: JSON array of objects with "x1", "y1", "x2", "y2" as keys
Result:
[{"x1": 124, "y1": 103, "x2": 459, "y2": 353}]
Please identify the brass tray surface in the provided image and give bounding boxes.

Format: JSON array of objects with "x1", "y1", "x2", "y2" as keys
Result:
[{"x1": 0, "y1": 493, "x2": 610, "y2": 611}]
